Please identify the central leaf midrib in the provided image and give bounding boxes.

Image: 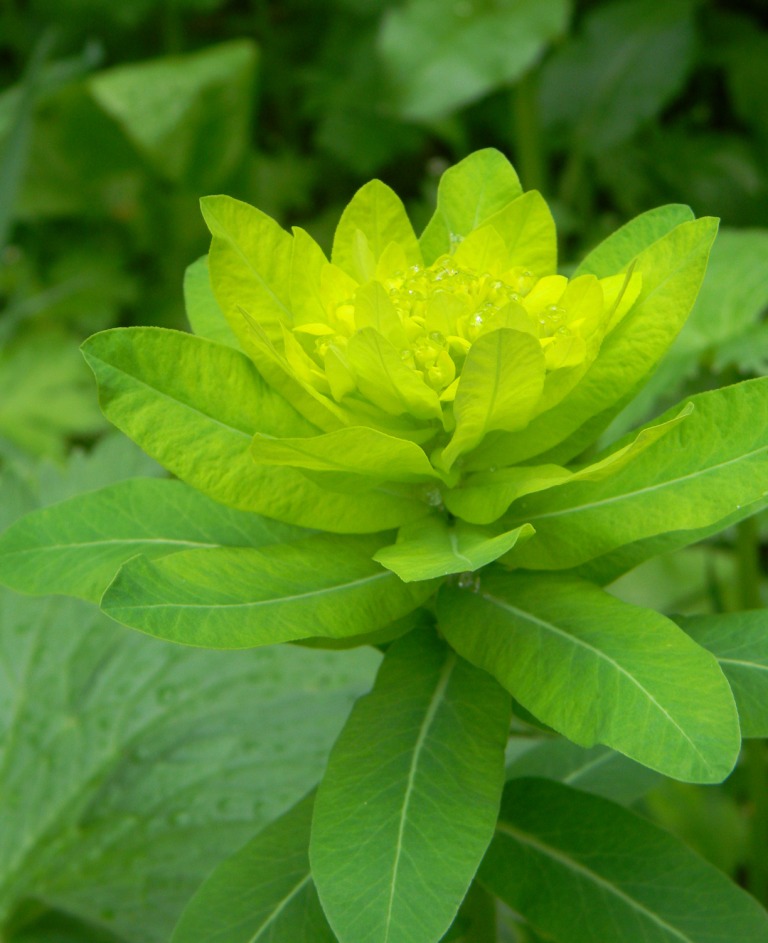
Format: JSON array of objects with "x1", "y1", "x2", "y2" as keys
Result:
[{"x1": 382, "y1": 653, "x2": 456, "y2": 941}]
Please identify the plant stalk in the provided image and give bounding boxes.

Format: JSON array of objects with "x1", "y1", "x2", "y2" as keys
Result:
[
  {"x1": 736, "y1": 517, "x2": 768, "y2": 905},
  {"x1": 511, "y1": 71, "x2": 545, "y2": 194}
]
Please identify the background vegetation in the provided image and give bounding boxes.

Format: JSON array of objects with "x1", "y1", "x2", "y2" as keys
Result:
[{"x1": 1, "y1": 1, "x2": 768, "y2": 940}]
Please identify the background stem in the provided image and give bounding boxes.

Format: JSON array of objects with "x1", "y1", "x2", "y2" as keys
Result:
[{"x1": 511, "y1": 71, "x2": 545, "y2": 194}]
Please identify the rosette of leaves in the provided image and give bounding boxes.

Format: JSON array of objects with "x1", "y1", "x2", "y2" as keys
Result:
[{"x1": 3, "y1": 149, "x2": 768, "y2": 943}]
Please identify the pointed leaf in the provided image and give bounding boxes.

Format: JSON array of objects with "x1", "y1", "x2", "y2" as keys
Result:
[
  {"x1": 332, "y1": 179, "x2": 421, "y2": 283},
  {"x1": 482, "y1": 189, "x2": 557, "y2": 273},
  {"x1": 374, "y1": 515, "x2": 533, "y2": 582},
  {"x1": 480, "y1": 216, "x2": 718, "y2": 466},
  {"x1": 480, "y1": 778, "x2": 768, "y2": 943},
  {"x1": 0, "y1": 478, "x2": 304, "y2": 602},
  {"x1": 438, "y1": 571, "x2": 740, "y2": 783},
  {"x1": 311, "y1": 629, "x2": 510, "y2": 943},
  {"x1": 102, "y1": 534, "x2": 435, "y2": 648},
  {"x1": 82, "y1": 328, "x2": 425, "y2": 533},
  {"x1": 440, "y1": 329, "x2": 545, "y2": 469},
  {"x1": 575, "y1": 204, "x2": 694, "y2": 277},
  {"x1": 346, "y1": 327, "x2": 442, "y2": 421},
  {"x1": 171, "y1": 794, "x2": 334, "y2": 943},
  {"x1": 419, "y1": 149, "x2": 522, "y2": 264},
  {"x1": 446, "y1": 404, "x2": 690, "y2": 525},
  {"x1": 677, "y1": 611, "x2": 768, "y2": 739},
  {"x1": 251, "y1": 426, "x2": 441, "y2": 484},
  {"x1": 505, "y1": 378, "x2": 768, "y2": 569}
]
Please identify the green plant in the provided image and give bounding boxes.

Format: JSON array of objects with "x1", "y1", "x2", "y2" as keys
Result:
[{"x1": 2, "y1": 148, "x2": 768, "y2": 942}]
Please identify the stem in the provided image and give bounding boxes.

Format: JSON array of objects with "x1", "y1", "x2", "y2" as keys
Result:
[
  {"x1": 736, "y1": 516, "x2": 768, "y2": 904},
  {"x1": 511, "y1": 71, "x2": 545, "y2": 194},
  {"x1": 746, "y1": 739, "x2": 768, "y2": 905},
  {"x1": 737, "y1": 516, "x2": 762, "y2": 609},
  {"x1": 463, "y1": 883, "x2": 498, "y2": 942},
  {"x1": 163, "y1": 0, "x2": 183, "y2": 54}
]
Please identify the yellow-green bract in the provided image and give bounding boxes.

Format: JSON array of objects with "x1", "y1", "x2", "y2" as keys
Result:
[{"x1": 199, "y1": 151, "x2": 713, "y2": 521}]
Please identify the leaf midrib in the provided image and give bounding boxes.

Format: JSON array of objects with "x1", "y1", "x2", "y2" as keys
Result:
[{"x1": 482, "y1": 592, "x2": 712, "y2": 774}]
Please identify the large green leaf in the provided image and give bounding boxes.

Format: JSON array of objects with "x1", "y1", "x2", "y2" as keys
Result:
[
  {"x1": 438, "y1": 571, "x2": 740, "y2": 783},
  {"x1": 505, "y1": 378, "x2": 768, "y2": 570},
  {"x1": 0, "y1": 588, "x2": 379, "y2": 942},
  {"x1": 310, "y1": 629, "x2": 510, "y2": 943},
  {"x1": 101, "y1": 534, "x2": 435, "y2": 648},
  {"x1": 0, "y1": 478, "x2": 303, "y2": 603},
  {"x1": 373, "y1": 515, "x2": 533, "y2": 582},
  {"x1": 540, "y1": 0, "x2": 695, "y2": 153},
  {"x1": 89, "y1": 41, "x2": 257, "y2": 188},
  {"x1": 677, "y1": 611, "x2": 768, "y2": 739},
  {"x1": 380, "y1": 0, "x2": 569, "y2": 122},
  {"x1": 480, "y1": 778, "x2": 768, "y2": 943},
  {"x1": 419, "y1": 149, "x2": 523, "y2": 265},
  {"x1": 171, "y1": 794, "x2": 334, "y2": 943},
  {"x1": 81, "y1": 327, "x2": 425, "y2": 532},
  {"x1": 475, "y1": 215, "x2": 717, "y2": 467}
]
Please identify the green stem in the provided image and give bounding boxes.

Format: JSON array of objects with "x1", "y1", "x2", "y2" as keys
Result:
[
  {"x1": 163, "y1": 0, "x2": 183, "y2": 54},
  {"x1": 463, "y1": 883, "x2": 498, "y2": 942},
  {"x1": 737, "y1": 517, "x2": 762, "y2": 609},
  {"x1": 735, "y1": 517, "x2": 768, "y2": 905},
  {"x1": 511, "y1": 71, "x2": 545, "y2": 194},
  {"x1": 746, "y1": 738, "x2": 768, "y2": 905}
]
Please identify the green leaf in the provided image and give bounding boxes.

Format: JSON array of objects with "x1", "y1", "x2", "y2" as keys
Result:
[
  {"x1": 0, "y1": 478, "x2": 303, "y2": 603},
  {"x1": 448, "y1": 405, "x2": 689, "y2": 525},
  {"x1": 201, "y1": 194, "x2": 293, "y2": 349},
  {"x1": 540, "y1": 0, "x2": 695, "y2": 154},
  {"x1": 184, "y1": 256, "x2": 239, "y2": 349},
  {"x1": 81, "y1": 328, "x2": 425, "y2": 533},
  {"x1": 419, "y1": 149, "x2": 523, "y2": 265},
  {"x1": 171, "y1": 794, "x2": 334, "y2": 943},
  {"x1": 331, "y1": 179, "x2": 421, "y2": 283},
  {"x1": 373, "y1": 515, "x2": 533, "y2": 582},
  {"x1": 506, "y1": 740, "x2": 662, "y2": 805},
  {"x1": 251, "y1": 426, "x2": 441, "y2": 484},
  {"x1": 479, "y1": 215, "x2": 718, "y2": 466},
  {"x1": 677, "y1": 611, "x2": 768, "y2": 739},
  {"x1": 101, "y1": 534, "x2": 435, "y2": 648},
  {"x1": 346, "y1": 328, "x2": 442, "y2": 422},
  {"x1": 480, "y1": 778, "x2": 768, "y2": 943},
  {"x1": 575, "y1": 204, "x2": 694, "y2": 278},
  {"x1": 505, "y1": 378, "x2": 768, "y2": 570},
  {"x1": 380, "y1": 0, "x2": 569, "y2": 122},
  {"x1": 438, "y1": 571, "x2": 740, "y2": 783},
  {"x1": 481, "y1": 189, "x2": 557, "y2": 273},
  {"x1": 0, "y1": 587, "x2": 379, "y2": 942},
  {"x1": 440, "y1": 329, "x2": 546, "y2": 469},
  {"x1": 310, "y1": 629, "x2": 510, "y2": 943},
  {"x1": 89, "y1": 41, "x2": 257, "y2": 188}
]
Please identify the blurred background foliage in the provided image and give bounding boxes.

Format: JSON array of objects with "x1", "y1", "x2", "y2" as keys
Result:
[{"x1": 2, "y1": 1, "x2": 768, "y2": 940}]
